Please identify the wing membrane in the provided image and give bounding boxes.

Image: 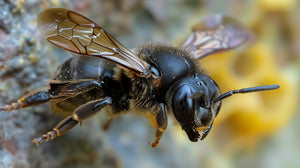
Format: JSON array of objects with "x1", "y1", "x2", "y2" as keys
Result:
[
  {"x1": 182, "y1": 15, "x2": 253, "y2": 59},
  {"x1": 37, "y1": 8, "x2": 152, "y2": 77}
]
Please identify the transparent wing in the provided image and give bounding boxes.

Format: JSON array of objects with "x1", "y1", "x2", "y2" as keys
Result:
[
  {"x1": 37, "y1": 8, "x2": 152, "y2": 78},
  {"x1": 182, "y1": 14, "x2": 253, "y2": 60}
]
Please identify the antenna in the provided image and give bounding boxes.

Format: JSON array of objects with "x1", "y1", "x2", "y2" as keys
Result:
[{"x1": 212, "y1": 84, "x2": 280, "y2": 103}]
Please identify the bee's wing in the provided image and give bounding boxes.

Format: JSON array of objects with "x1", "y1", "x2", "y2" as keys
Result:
[
  {"x1": 182, "y1": 15, "x2": 253, "y2": 60},
  {"x1": 37, "y1": 8, "x2": 152, "y2": 78}
]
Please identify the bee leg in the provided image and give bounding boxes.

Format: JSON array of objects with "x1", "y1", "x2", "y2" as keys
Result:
[
  {"x1": 32, "y1": 115, "x2": 78, "y2": 147},
  {"x1": 0, "y1": 88, "x2": 50, "y2": 112},
  {"x1": 149, "y1": 103, "x2": 167, "y2": 148},
  {"x1": 32, "y1": 97, "x2": 112, "y2": 146},
  {"x1": 0, "y1": 80, "x2": 102, "y2": 112}
]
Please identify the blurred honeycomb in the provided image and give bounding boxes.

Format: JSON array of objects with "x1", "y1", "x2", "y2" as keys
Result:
[
  {"x1": 194, "y1": 0, "x2": 299, "y2": 154},
  {"x1": 200, "y1": 43, "x2": 298, "y2": 151}
]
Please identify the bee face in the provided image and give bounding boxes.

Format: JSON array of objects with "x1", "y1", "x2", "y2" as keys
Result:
[{"x1": 170, "y1": 74, "x2": 221, "y2": 141}]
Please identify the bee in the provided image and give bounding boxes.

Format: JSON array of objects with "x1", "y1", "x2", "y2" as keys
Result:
[{"x1": 0, "y1": 8, "x2": 279, "y2": 148}]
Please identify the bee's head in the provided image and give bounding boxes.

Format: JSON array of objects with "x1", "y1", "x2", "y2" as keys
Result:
[
  {"x1": 169, "y1": 73, "x2": 280, "y2": 142},
  {"x1": 169, "y1": 74, "x2": 221, "y2": 142}
]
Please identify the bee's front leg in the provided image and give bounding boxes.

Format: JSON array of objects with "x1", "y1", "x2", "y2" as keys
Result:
[
  {"x1": 32, "y1": 97, "x2": 112, "y2": 146},
  {"x1": 148, "y1": 103, "x2": 167, "y2": 148}
]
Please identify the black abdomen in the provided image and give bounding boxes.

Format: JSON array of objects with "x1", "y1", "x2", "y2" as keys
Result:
[
  {"x1": 53, "y1": 57, "x2": 115, "y2": 81},
  {"x1": 50, "y1": 57, "x2": 116, "y2": 116}
]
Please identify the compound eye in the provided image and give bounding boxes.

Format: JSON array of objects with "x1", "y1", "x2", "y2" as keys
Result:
[{"x1": 172, "y1": 85, "x2": 195, "y2": 124}]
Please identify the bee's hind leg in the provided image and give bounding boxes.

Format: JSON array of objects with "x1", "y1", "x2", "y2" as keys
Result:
[
  {"x1": 0, "y1": 88, "x2": 50, "y2": 112},
  {"x1": 32, "y1": 97, "x2": 112, "y2": 146}
]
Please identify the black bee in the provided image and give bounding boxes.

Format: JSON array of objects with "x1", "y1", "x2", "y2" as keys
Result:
[{"x1": 0, "y1": 8, "x2": 279, "y2": 148}]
